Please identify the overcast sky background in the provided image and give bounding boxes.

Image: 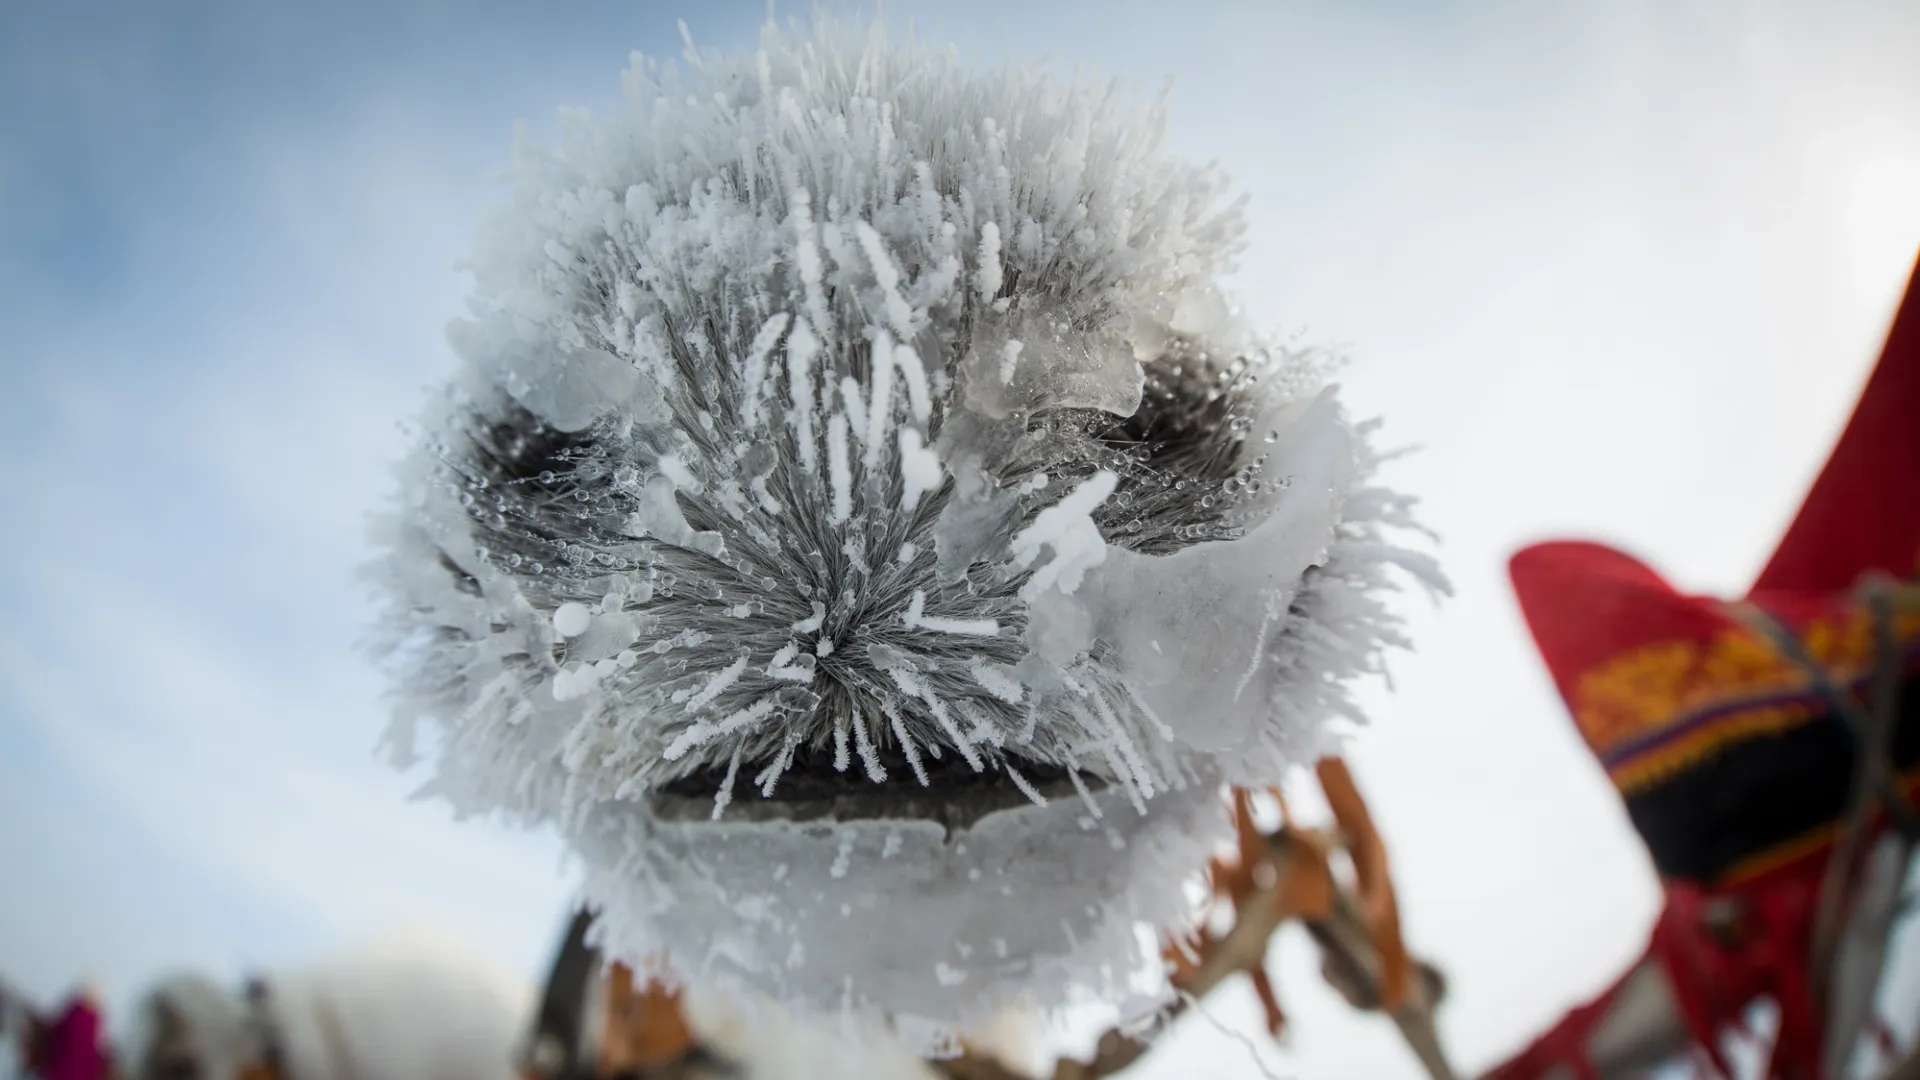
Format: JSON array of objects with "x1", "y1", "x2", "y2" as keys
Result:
[{"x1": 3, "y1": 2, "x2": 1919, "y2": 1078}]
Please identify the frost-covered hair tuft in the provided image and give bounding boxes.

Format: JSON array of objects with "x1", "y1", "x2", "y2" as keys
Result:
[{"x1": 366, "y1": 16, "x2": 1442, "y2": 1050}]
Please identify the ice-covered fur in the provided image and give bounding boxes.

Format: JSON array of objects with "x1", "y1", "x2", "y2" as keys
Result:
[
  {"x1": 121, "y1": 933, "x2": 532, "y2": 1080},
  {"x1": 574, "y1": 775, "x2": 1230, "y2": 1039},
  {"x1": 366, "y1": 15, "x2": 1442, "y2": 1046}
]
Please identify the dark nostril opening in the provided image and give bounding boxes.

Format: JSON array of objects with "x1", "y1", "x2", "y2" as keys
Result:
[
  {"x1": 657, "y1": 740, "x2": 1078, "y2": 803},
  {"x1": 441, "y1": 399, "x2": 605, "y2": 595},
  {"x1": 439, "y1": 552, "x2": 483, "y2": 597},
  {"x1": 466, "y1": 402, "x2": 595, "y2": 490}
]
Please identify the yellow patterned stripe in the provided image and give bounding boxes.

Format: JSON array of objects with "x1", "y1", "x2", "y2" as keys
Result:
[
  {"x1": 1571, "y1": 609, "x2": 1920, "y2": 757},
  {"x1": 1608, "y1": 700, "x2": 1822, "y2": 794}
]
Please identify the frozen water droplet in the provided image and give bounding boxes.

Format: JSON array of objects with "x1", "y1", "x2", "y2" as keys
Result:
[{"x1": 553, "y1": 602, "x2": 592, "y2": 637}]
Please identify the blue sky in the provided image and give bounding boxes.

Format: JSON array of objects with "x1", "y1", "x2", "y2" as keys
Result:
[{"x1": 2, "y1": 2, "x2": 1919, "y2": 1078}]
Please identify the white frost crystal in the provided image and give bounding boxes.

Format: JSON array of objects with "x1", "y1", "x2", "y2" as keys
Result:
[{"x1": 366, "y1": 16, "x2": 1441, "y2": 1051}]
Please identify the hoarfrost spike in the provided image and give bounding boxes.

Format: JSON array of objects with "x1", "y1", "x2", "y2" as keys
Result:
[{"x1": 367, "y1": 12, "x2": 1441, "y2": 1052}]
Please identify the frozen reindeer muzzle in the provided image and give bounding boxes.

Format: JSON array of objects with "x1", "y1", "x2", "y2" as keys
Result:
[{"x1": 367, "y1": 17, "x2": 1442, "y2": 1050}]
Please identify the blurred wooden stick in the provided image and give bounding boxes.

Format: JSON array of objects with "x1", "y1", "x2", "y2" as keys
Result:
[
  {"x1": 598, "y1": 962, "x2": 700, "y2": 1076},
  {"x1": 937, "y1": 758, "x2": 1457, "y2": 1080}
]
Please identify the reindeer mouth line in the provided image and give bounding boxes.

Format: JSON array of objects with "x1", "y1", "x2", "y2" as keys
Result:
[{"x1": 646, "y1": 741, "x2": 1102, "y2": 834}]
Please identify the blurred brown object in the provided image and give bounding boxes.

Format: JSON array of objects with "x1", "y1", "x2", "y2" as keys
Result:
[
  {"x1": 596, "y1": 962, "x2": 697, "y2": 1075},
  {"x1": 940, "y1": 756, "x2": 1456, "y2": 1080},
  {"x1": 1315, "y1": 757, "x2": 1412, "y2": 1010},
  {"x1": 522, "y1": 912, "x2": 739, "y2": 1080}
]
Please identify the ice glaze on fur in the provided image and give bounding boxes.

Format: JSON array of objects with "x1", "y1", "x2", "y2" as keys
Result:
[{"x1": 366, "y1": 16, "x2": 1442, "y2": 1047}]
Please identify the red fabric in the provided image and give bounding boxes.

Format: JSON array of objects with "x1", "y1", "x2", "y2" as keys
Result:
[
  {"x1": 1477, "y1": 960, "x2": 1641, "y2": 1080},
  {"x1": 1485, "y1": 844, "x2": 1909, "y2": 1078},
  {"x1": 1754, "y1": 249, "x2": 1920, "y2": 595},
  {"x1": 1476, "y1": 844, "x2": 1835, "y2": 1080},
  {"x1": 1655, "y1": 866, "x2": 1824, "y2": 1080},
  {"x1": 1507, "y1": 540, "x2": 1862, "y2": 764},
  {"x1": 27, "y1": 997, "x2": 109, "y2": 1080},
  {"x1": 1508, "y1": 541, "x2": 1724, "y2": 722},
  {"x1": 1511, "y1": 250, "x2": 1920, "y2": 735},
  {"x1": 1491, "y1": 247, "x2": 1920, "y2": 1080}
]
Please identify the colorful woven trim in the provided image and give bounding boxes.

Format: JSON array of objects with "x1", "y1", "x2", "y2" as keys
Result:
[
  {"x1": 1570, "y1": 607, "x2": 1920, "y2": 793},
  {"x1": 1606, "y1": 646, "x2": 1920, "y2": 794},
  {"x1": 1712, "y1": 765, "x2": 1920, "y2": 888}
]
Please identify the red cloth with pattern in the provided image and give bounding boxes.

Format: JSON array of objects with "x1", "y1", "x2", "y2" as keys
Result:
[{"x1": 1481, "y1": 250, "x2": 1920, "y2": 1080}]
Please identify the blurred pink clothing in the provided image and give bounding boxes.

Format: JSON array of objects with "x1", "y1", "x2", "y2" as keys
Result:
[{"x1": 30, "y1": 997, "x2": 109, "y2": 1080}]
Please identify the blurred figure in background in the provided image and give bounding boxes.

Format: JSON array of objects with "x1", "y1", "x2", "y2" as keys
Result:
[
  {"x1": 120, "y1": 929, "x2": 530, "y2": 1080},
  {"x1": 1, "y1": 984, "x2": 112, "y2": 1080}
]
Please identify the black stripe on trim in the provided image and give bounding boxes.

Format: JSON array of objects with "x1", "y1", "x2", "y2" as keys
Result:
[{"x1": 1621, "y1": 677, "x2": 1919, "y2": 883}]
